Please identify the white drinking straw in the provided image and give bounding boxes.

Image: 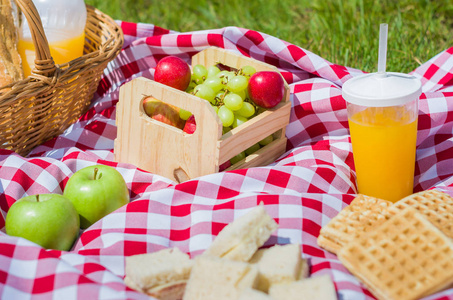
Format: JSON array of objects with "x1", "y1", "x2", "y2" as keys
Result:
[{"x1": 378, "y1": 23, "x2": 388, "y2": 74}]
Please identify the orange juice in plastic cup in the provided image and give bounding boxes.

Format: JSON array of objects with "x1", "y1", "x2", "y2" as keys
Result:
[{"x1": 342, "y1": 72, "x2": 422, "y2": 202}]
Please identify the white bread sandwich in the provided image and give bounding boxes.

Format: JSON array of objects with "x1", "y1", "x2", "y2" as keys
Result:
[
  {"x1": 202, "y1": 203, "x2": 278, "y2": 262},
  {"x1": 269, "y1": 274, "x2": 337, "y2": 300},
  {"x1": 249, "y1": 243, "x2": 309, "y2": 292},
  {"x1": 124, "y1": 247, "x2": 193, "y2": 300},
  {"x1": 183, "y1": 255, "x2": 259, "y2": 300},
  {"x1": 238, "y1": 288, "x2": 275, "y2": 300}
]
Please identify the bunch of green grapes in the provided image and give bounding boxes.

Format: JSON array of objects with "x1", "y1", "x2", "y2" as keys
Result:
[
  {"x1": 184, "y1": 64, "x2": 258, "y2": 127},
  {"x1": 182, "y1": 64, "x2": 274, "y2": 166}
]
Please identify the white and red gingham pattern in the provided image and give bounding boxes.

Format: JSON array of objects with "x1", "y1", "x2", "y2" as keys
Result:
[{"x1": 0, "y1": 21, "x2": 452, "y2": 299}]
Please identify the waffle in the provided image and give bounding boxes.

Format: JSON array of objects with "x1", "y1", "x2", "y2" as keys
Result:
[
  {"x1": 317, "y1": 194, "x2": 393, "y2": 254},
  {"x1": 338, "y1": 207, "x2": 453, "y2": 300},
  {"x1": 316, "y1": 235, "x2": 342, "y2": 254},
  {"x1": 392, "y1": 189, "x2": 453, "y2": 239}
]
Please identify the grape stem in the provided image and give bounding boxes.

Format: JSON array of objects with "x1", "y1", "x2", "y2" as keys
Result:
[{"x1": 216, "y1": 90, "x2": 228, "y2": 106}]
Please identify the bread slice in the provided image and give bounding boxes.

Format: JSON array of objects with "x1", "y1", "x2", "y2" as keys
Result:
[
  {"x1": 268, "y1": 274, "x2": 337, "y2": 300},
  {"x1": 183, "y1": 256, "x2": 259, "y2": 300},
  {"x1": 124, "y1": 247, "x2": 193, "y2": 300},
  {"x1": 0, "y1": 0, "x2": 23, "y2": 88},
  {"x1": 145, "y1": 281, "x2": 188, "y2": 300},
  {"x1": 203, "y1": 203, "x2": 278, "y2": 261},
  {"x1": 124, "y1": 276, "x2": 143, "y2": 292},
  {"x1": 249, "y1": 244, "x2": 308, "y2": 292},
  {"x1": 125, "y1": 276, "x2": 187, "y2": 300},
  {"x1": 238, "y1": 288, "x2": 274, "y2": 300}
]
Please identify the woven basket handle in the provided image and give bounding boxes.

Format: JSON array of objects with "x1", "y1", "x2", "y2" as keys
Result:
[{"x1": 15, "y1": 0, "x2": 56, "y2": 77}]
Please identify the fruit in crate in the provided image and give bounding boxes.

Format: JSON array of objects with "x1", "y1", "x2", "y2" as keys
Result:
[
  {"x1": 5, "y1": 194, "x2": 80, "y2": 251},
  {"x1": 114, "y1": 47, "x2": 291, "y2": 183},
  {"x1": 259, "y1": 135, "x2": 274, "y2": 146},
  {"x1": 183, "y1": 114, "x2": 196, "y2": 134},
  {"x1": 63, "y1": 165, "x2": 130, "y2": 229},
  {"x1": 149, "y1": 58, "x2": 285, "y2": 140},
  {"x1": 184, "y1": 63, "x2": 286, "y2": 165},
  {"x1": 230, "y1": 152, "x2": 246, "y2": 165},
  {"x1": 154, "y1": 56, "x2": 191, "y2": 91},
  {"x1": 188, "y1": 64, "x2": 257, "y2": 130},
  {"x1": 143, "y1": 96, "x2": 186, "y2": 130},
  {"x1": 248, "y1": 71, "x2": 285, "y2": 108},
  {"x1": 219, "y1": 160, "x2": 232, "y2": 172},
  {"x1": 179, "y1": 109, "x2": 192, "y2": 120}
]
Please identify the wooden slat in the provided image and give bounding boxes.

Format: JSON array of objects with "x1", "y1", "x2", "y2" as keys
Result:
[
  {"x1": 218, "y1": 101, "x2": 291, "y2": 164},
  {"x1": 225, "y1": 137, "x2": 288, "y2": 171}
]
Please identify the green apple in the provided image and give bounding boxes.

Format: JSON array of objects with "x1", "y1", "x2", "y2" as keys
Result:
[
  {"x1": 63, "y1": 165, "x2": 130, "y2": 229},
  {"x1": 5, "y1": 194, "x2": 80, "y2": 251}
]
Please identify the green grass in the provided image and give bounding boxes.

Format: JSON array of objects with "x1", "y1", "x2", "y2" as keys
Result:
[{"x1": 85, "y1": 0, "x2": 453, "y2": 73}]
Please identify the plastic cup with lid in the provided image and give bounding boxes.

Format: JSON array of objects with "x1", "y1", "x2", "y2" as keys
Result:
[
  {"x1": 342, "y1": 24, "x2": 422, "y2": 202},
  {"x1": 342, "y1": 71, "x2": 422, "y2": 202}
]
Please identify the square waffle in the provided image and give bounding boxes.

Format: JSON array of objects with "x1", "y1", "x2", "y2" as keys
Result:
[
  {"x1": 391, "y1": 189, "x2": 453, "y2": 239},
  {"x1": 338, "y1": 207, "x2": 453, "y2": 300},
  {"x1": 317, "y1": 194, "x2": 393, "y2": 254}
]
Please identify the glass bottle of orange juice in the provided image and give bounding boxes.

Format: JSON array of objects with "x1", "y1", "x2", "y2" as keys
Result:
[
  {"x1": 18, "y1": 0, "x2": 87, "y2": 77},
  {"x1": 342, "y1": 72, "x2": 422, "y2": 202}
]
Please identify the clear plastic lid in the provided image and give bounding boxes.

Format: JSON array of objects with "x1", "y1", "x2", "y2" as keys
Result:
[{"x1": 342, "y1": 72, "x2": 422, "y2": 107}]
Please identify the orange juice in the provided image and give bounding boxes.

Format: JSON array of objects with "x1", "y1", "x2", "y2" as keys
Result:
[
  {"x1": 348, "y1": 106, "x2": 417, "y2": 202},
  {"x1": 18, "y1": 33, "x2": 85, "y2": 77}
]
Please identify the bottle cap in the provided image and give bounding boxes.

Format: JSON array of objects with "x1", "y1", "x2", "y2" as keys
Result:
[{"x1": 342, "y1": 72, "x2": 422, "y2": 107}]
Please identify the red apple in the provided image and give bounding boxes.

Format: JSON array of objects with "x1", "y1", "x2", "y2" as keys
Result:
[
  {"x1": 154, "y1": 56, "x2": 191, "y2": 91},
  {"x1": 248, "y1": 71, "x2": 285, "y2": 108},
  {"x1": 143, "y1": 96, "x2": 185, "y2": 130},
  {"x1": 183, "y1": 114, "x2": 196, "y2": 134}
]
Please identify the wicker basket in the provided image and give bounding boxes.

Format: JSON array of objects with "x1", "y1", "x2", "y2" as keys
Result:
[{"x1": 0, "y1": 0, "x2": 124, "y2": 156}]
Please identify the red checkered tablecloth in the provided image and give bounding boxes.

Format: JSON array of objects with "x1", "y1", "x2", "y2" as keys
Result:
[{"x1": 0, "y1": 22, "x2": 452, "y2": 299}]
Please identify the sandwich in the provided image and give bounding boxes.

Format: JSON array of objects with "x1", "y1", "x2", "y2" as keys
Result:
[
  {"x1": 238, "y1": 288, "x2": 275, "y2": 300},
  {"x1": 268, "y1": 274, "x2": 337, "y2": 300},
  {"x1": 249, "y1": 243, "x2": 309, "y2": 292},
  {"x1": 183, "y1": 255, "x2": 259, "y2": 300},
  {"x1": 123, "y1": 203, "x2": 328, "y2": 300},
  {"x1": 202, "y1": 203, "x2": 278, "y2": 262},
  {"x1": 124, "y1": 247, "x2": 193, "y2": 300}
]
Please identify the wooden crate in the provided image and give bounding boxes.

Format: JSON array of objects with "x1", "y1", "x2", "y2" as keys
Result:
[{"x1": 114, "y1": 47, "x2": 291, "y2": 183}]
